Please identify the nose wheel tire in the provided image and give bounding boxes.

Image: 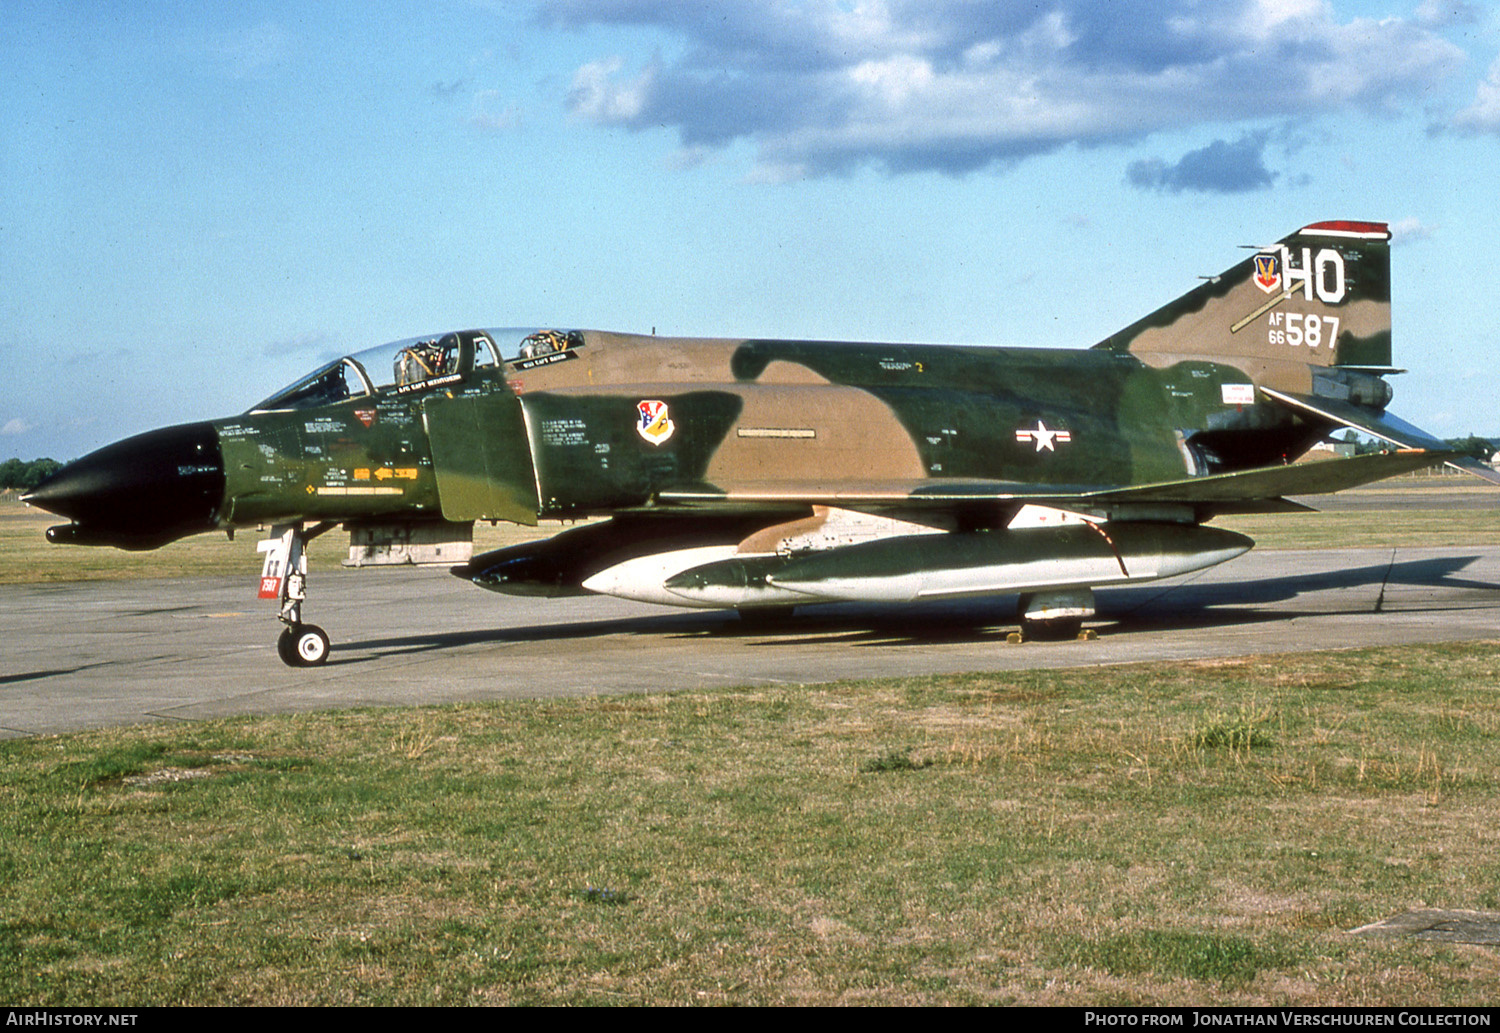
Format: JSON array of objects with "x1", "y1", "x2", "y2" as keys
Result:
[{"x1": 277, "y1": 624, "x2": 330, "y2": 667}]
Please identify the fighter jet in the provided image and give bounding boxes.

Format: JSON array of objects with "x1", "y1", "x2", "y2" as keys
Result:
[{"x1": 24, "y1": 221, "x2": 1494, "y2": 665}]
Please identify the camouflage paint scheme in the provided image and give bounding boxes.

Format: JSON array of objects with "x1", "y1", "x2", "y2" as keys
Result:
[
  {"x1": 228, "y1": 226, "x2": 1376, "y2": 512},
  {"x1": 27, "y1": 221, "x2": 1487, "y2": 660},
  {"x1": 218, "y1": 222, "x2": 1418, "y2": 526}
]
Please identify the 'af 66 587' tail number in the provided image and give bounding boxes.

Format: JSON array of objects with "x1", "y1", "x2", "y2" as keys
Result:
[{"x1": 1268, "y1": 312, "x2": 1340, "y2": 349}]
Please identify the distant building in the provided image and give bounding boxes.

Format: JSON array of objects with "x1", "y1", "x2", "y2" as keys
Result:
[{"x1": 1302, "y1": 440, "x2": 1357, "y2": 461}]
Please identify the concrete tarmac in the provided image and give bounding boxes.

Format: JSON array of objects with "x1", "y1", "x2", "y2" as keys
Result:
[{"x1": 4, "y1": 543, "x2": 1499, "y2": 739}]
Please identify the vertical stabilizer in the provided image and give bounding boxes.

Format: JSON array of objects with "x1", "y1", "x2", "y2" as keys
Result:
[{"x1": 1096, "y1": 221, "x2": 1392, "y2": 373}]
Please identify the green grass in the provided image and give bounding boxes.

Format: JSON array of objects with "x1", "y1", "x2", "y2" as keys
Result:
[
  {"x1": 0, "y1": 497, "x2": 571, "y2": 584},
  {"x1": 1215, "y1": 509, "x2": 1500, "y2": 550},
  {"x1": 1190, "y1": 707, "x2": 1276, "y2": 751},
  {"x1": 5, "y1": 643, "x2": 1500, "y2": 1005},
  {"x1": 1211, "y1": 474, "x2": 1500, "y2": 548},
  {"x1": 1050, "y1": 930, "x2": 1295, "y2": 987}
]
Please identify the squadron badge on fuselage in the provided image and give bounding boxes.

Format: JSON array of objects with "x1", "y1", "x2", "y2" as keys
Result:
[{"x1": 637, "y1": 400, "x2": 675, "y2": 445}]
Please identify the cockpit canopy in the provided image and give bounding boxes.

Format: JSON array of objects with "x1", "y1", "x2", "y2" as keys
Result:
[{"x1": 249, "y1": 328, "x2": 581, "y2": 413}]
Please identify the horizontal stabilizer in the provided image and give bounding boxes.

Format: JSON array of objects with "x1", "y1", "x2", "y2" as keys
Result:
[
  {"x1": 1262, "y1": 387, "x2": 1500, "y2": 485},
  {"x1": 1087, "y1": 449, "x2": 1449, "y2": 503},
  {"x1": 1446, "y1": 457, "x2": 1500, "y2": 487}
]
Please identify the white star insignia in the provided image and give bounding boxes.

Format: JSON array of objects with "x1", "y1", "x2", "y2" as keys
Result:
[{"x1": 1015, "y1": 420, "x2": 1072, "y2": 453}]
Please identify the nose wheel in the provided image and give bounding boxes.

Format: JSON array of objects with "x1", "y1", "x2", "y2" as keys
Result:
[
  {"x1": 258, "y1": 522, "x2": 337, "y2": 667},
  {"x1": 277, "y1": 623, "x2": 331, "y2": 667}
]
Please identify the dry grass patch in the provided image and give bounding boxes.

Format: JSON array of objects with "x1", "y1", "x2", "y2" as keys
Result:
[
  {"x1": 5, "y1": 643, "x2": 1500, "y2": 1003},
  {"x1": 0, "y1": 498, "x2": 579, "y2": 583}
]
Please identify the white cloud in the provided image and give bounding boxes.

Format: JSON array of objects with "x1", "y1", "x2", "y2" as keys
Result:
[
  {"x1": 1415, "y1": 0, "x2": 1482, "y2": 28},
  {"x1": 568, "y1": 57, "x2": 657, "y2": 123},
  {"x1": 545, "y1": 0, "x2": 1466, "y2": 178},
  {"x1": 1389, "y1": 217, "x2": 1437, "y2": 245},
  {"x1": 1449, "y1": 57, "x2": 1500, "y2": 135},
  {"x1": 2, "y1": 418, "x2": 35, "y2": 436}
]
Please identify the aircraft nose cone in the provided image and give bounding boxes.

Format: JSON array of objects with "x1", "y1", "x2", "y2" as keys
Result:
[{"x1": 23, "y1": 422, "x2": 225, "y2": 546}]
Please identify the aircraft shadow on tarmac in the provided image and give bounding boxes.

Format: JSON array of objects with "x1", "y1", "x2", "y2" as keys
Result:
[
  {"x1": 0, "y1": 661, "x2": 118, "y2": 687},
  {"x1": 335, "y1": 553, "x2": 1499, "y2": 661},
  {"x1": 1105, "y1": 554, "x2": 1496, "y2": 628}
]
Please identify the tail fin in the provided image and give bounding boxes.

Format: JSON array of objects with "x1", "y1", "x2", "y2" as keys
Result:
[{"x1": 1096, "y1": 220, "x2": 1392, "y2": 371}]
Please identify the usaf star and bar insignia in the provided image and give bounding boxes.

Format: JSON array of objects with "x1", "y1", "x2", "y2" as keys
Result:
[{"x1": 1015, "y1": 420, "x2": 1072, "y2": 453}]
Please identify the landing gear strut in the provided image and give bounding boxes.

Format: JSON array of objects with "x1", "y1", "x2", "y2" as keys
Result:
[{"x1": 258, "y1": 522, "x2": 336, "y2": 667}]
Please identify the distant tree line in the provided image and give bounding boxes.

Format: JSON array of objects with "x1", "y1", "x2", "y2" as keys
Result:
[
  {"x1": 1340, "y1": 430, "x2": 1497, "y2": 461},
  {"x1": 1443, "y1": 435, "x2": 1499, "y2": 461},
  {"x1": 0, "y1": 457, "x2": 62, "y2": 490}
]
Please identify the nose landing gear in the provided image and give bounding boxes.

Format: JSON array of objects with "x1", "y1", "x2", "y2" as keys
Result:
[{"x1": 258, "y1": 522, "x2": 337, "y2": 667}]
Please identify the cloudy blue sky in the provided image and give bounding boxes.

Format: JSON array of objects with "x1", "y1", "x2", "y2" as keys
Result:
[{"x1": 3, "y1": 0, "x2": 1498, "y2": 460}]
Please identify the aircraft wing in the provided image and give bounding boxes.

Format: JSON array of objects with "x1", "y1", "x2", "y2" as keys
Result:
[
  {"x1": 656, "y1": 447, "x2": 1453, "y2": 512},
  {"x1": 1260, "y1": 387, "x2": 1500, "y2": 486}
]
